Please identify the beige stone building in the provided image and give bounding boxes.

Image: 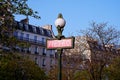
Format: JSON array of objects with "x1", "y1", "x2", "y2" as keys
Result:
[
  {"x1": 12, "y1": 19, "x2": 56, "y2": 72},
  {"x1": 63, "y1": 36, "x2": 120, "y2": 69}
]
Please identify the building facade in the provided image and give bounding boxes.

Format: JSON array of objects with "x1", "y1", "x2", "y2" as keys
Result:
[
  {"x1": 13, "y1": 20, "x2": 56, "y2": 72},
  {"x1": 63, "y1": 36, "x2": 120, "y2": 69}
]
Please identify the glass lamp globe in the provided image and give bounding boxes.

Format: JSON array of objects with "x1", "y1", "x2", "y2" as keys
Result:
[{"x1": 55, "y1": 18, "x2": 66, "y2": 28}]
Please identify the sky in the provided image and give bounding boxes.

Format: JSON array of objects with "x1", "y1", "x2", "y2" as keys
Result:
[{"x1": 15, "y1": 0, "x2": 120, "y2": 37}]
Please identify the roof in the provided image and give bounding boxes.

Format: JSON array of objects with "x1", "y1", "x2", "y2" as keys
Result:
[{"x1": 14, "y1": 21, "x2": 53, "y2": 37}]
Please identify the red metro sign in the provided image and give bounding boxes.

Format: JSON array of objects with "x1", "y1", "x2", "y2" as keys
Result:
[{"x1": 46, "y1": 37, "x2": 74, "y2": 49}]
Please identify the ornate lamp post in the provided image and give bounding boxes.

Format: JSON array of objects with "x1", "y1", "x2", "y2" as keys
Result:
[
  {"x1": 47, "y1": 13, "x2": 74, "y2": 80},
  {"x1": 55, "y1": 13, "x2": 66, "y2": 80}
]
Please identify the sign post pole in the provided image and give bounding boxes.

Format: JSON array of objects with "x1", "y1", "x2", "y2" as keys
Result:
[
  {"x1": 57, "y1": 48, "x2": 63, "y2": 80},
  {"x1": 56, "y1": 24, "x2": 64, "y2": 80},
  {"x1": 46, "y1": 13, "x2": 74, "y2": 80}
]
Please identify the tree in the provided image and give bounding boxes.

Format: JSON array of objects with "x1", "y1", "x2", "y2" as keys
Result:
[
  {"x1": 80, "y1": 22, "x2": 120, "y2": 80},
  {"x1": 0, "y1": 0, "x2": 40, "y2": 48},
  {"x1": 0, "y1": 51, "x2": 48, "y2": 80},
  {"x1": 106, "y1": 56, "x2": 120, "y2": 80},
  {"x1": 74, "y1": 70, "x2": 89, "y2": 80},
  {"x1": 82, "y1": 22, "x2": 120, "y2": 46}
]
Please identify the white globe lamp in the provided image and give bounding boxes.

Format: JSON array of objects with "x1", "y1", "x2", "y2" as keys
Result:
[{"x1": 55, "y1": 13, "x2": 66, "y2": 28}]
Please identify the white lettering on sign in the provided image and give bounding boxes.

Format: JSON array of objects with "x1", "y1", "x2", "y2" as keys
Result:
[{"x1": 47, "y1": 38, "x2": 73, "y2": 49}]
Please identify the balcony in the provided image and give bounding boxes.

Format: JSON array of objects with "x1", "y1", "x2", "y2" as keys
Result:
[{"x1": 14, "y1": 36, "x2": 46, "y2": 46}]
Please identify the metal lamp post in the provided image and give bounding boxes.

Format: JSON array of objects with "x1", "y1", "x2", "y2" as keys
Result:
[
  {"x1": 46, "y1": 13, "x2": 74, "y2": 80},
  {"x1": 55, "y1": 13, "x2": 66, "y2": 80}
]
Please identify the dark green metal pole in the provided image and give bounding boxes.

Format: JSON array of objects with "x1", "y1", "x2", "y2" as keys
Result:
[
  {"x1": 57, "y1": 48, "x2": 63, "y2": 80},
  {"x1": 56, "y1": 13, "x2": 65, "y2": 80},
  {"x1": 56, "y1": 26, "x2": 64, "y2": 80}
]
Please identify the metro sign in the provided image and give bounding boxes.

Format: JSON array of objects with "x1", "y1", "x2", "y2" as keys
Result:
[{"x1": 46, "y1": 37, "x2": 74, "y2": 49}]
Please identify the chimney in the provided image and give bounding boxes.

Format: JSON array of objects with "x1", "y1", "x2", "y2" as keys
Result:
[
  {"x1": 42, "y1": 25, "x2": 52, "y2": 30},
  {"x1": 42, "y1": 25, "x2": 55, "y2": 38},
  {"x1": 20, "y1": 16, "x2": 29, "y2": 24}
]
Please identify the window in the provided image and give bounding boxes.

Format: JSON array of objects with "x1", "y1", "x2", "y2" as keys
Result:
[
  {"x1": 35, "y1": 46, "x2": 38, "y2": 54},
  {"x1": 36, "y1": 27, "x2": 40, "y2": 34},
  {"x1": 19, "y1": 22, "x2": 23, "y2": 27},
  {"x1": 47, "y1": 30, "x2": 52, "y2": 36},
  {"x1": 40, "y1": 28, "x2": 44, "y2": 35},
  {"x1": 35, "y1": 57, "x2": 38, "y2": 64},
  {"x1": 50, "y1": 50, "x2": 52, "y2": 53},
  {"x1": 19, "y1": 22, "x2": 24, "y2": 30},
  {"x1": 34, "y1": 36, "x2": 37, "y2": 43},
  {"x1": 21, "y1": 47, "x2": 25, "y2": 52},
  {"x1": 15, "y1": 46, "x2": 20, "y2": 52},
  {"x1": 50, "y1": 59, "x2": 52, "y2": 64},
  {"x1": 26, "y1": 47, "x2": 30, "y2": 53},
  {"x1": 13, "y1": 31, "x2": 18, "y2": 37},
  {"x1": 20, "y1": 32, "x2": 24, "y2": 40},
  {"x1": 50, "y1": 50, "x2": 54, "y2": 57},
  {"x1": 42, "y1": 48, "x2": 46, "y2": 55},
  {"x1": 29, "y1": 25, "x2": 33, "y2": 32},
  {"x1": 24, "y1": 24, "x2": 28, "y2": 30},
  {"x1": 50, "y1": 59, "x2": 53, "y2": 67},
  {"x1": 42, "y1": 38, "x2": 45, "y2": 45},
  {"x1": 26, "y1": 34, "x2": 29, "y2": 41},
  {"x1": 42, "y1": 58, "x2": 45, "y2": 66},
  {"x1": 32, "y1": 26, "x2": 36, "y2": 33}
]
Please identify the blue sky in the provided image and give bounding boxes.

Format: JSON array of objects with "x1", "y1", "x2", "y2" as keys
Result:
[{"x1": 15, "y1": 0, "x2": 120, "y2": 37}]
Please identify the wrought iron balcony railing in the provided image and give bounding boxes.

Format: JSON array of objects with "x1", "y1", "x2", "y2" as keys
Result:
[{"x1": 14, "y1": 36, "x2": 46, "y2": 46}]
